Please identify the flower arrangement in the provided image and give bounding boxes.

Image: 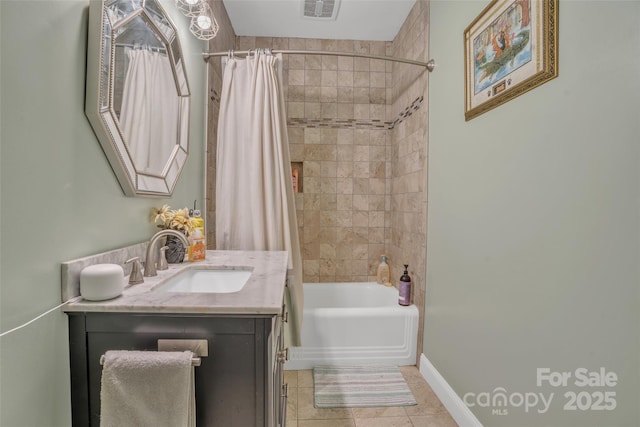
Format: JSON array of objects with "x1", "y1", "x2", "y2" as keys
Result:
[{"x1": 150, "y1": 204, "x2": 195, "y2": 235}]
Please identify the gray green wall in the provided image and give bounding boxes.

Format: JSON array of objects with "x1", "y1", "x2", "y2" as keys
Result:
[
  {"x1": 426, "y1": 1, "x2": 639, "y2": 426},
  {"x1": 0, "y1": 1, "x2": 207, "y2": 425}
]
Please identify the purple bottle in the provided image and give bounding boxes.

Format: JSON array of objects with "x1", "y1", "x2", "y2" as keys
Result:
[{"x1": 398, "y1": 264, "x2": 412, "y2": 306}]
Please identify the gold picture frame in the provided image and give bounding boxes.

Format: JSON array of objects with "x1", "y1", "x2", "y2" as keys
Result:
[{"x1": 464, "y1": 0, "x2": 558, "y2": 121}]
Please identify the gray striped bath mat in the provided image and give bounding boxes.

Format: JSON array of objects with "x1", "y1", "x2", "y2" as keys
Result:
[{"x1": 313, "y1": 366, "x2": 417, "y2": 408}]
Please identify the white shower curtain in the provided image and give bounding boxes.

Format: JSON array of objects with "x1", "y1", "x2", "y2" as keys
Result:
[
  {"x1": 120, "y1": 49, "x2": 179, "y2": 175},
  {"x1": 216, "y1": 52, "x2": 304, "y2": 346}
]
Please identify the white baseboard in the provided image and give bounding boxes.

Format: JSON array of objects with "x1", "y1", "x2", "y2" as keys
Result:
[{"x1": 419, "y1": 354, "x2": 483, "y2": 427}]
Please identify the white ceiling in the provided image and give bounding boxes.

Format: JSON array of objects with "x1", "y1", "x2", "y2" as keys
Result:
[{"x1": 221, "y1": 0, "x2": 417, "y2": 42}]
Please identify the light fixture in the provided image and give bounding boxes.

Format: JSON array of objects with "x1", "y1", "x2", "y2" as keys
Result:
[
  {"x1": 188, "y1": 2, "x2": 218, "y2": 40},
  {"x1": 175, "y1": 0, "x2": 206, "y2": 17},
  {"x1": 175, "y1": 0, "x2": 218, "y2": 40}
]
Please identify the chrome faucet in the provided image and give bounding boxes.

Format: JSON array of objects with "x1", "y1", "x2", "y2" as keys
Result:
[{"x1": 144, "y1": 229, "x2": 190, "y2": 277}]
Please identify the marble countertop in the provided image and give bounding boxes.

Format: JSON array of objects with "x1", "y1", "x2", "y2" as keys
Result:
[{"x1": 63, "y1": 250, "x2": 288, "y2": 316}]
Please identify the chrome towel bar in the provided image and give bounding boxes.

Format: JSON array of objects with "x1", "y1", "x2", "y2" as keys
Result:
[
  {"x1": 99, "y1": 353, "x2": 201, "y2": 367},
  {"x1": 100, "y1": 339, "x2": 209, "y2": 367}
]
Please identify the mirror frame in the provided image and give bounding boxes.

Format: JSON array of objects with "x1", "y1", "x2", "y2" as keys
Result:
[{"x1": 85, "y1": 0, "x2": 191, "y2": 197}]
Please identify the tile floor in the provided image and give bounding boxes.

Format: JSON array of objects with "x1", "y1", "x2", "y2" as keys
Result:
[{"x1": 284, "y1": 366, "x2": 459, "y2": 427}]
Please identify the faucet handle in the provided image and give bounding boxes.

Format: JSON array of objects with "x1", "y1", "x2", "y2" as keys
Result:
[
  {"x1": 157, "y1": 246, "x2": 169, "y2": 271},
  {"x1": 125, "y1": 257, "x2": 144, "y2": 285}
]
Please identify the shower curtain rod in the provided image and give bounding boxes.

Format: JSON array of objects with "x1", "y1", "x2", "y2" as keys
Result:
[{"x1": 203, "y1": 49, "x2": 436, "y2": 72}]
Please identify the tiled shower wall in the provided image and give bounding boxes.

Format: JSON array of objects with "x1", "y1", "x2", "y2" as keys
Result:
[
  {"x1": 235, "y1": 35, "x2": 393, "y2": 283},
  {"x1": 387, "y1": 0, "x2": 430, "y2": 362},
  {"x1": 205, "y1": 0, "x2": 429, "y2": 361}
]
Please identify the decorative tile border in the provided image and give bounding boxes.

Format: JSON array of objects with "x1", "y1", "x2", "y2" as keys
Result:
[
  {"x1": 388, "y1": 95, "x2": 424, "y2": 130},
  {"x1": 211, "y1": 93, "x2": 424, "y2": 130},
  {"x1": 210, "y1": 89, "x2": 221, "y2": 104},
  {"x1": 288, "y1": 117, "x2": 390, "y2": 129},
  {"x1": 287, "y1": 96, "x2": 423, "y2": 130}
]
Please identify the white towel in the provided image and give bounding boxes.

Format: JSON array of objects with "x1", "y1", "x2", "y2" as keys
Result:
[{"x1": 100, "y1": 350, "x2": 195, "y2": 427}]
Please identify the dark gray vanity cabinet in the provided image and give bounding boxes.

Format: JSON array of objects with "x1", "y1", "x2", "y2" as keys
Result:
[{"x1": 68, "y1": 311, "x2": 287, "y2": 427}]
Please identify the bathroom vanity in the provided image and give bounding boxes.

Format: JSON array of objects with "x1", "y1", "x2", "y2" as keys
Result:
[{"x1": 64, "y1": 250, "x2": 289, "y2": 427}]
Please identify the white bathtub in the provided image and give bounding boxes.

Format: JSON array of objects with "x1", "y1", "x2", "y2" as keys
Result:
[{"x1": 285, "y1": 282, "x2": 419, "y2": 370}]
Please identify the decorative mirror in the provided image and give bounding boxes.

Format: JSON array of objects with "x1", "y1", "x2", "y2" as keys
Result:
[{"x1": 85, "y1": 0, "x2": 190, "y2": 197}]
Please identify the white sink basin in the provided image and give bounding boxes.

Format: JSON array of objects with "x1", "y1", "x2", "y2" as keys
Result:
[{"x1": 152, "y1": 268, "x2": 252, "y2": 293}]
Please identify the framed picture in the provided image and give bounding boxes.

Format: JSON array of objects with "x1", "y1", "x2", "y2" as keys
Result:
[{"x1": 464, "y1": 0, "x2": 558, "y2": 121}]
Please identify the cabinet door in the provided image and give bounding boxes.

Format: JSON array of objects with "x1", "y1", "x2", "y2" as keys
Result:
[
  {"x1": 81, "y1": 314, "x2": 260, "y2": 427},
  {"x1": 273, "y1": 303, "x2": 289, "y2": 427},
  {"x1": 267, "y1": 315, "x2": 280, "y2": 427}
]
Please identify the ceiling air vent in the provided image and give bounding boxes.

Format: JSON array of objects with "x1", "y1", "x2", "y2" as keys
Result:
[{"x1": 302, "y1": 0, "x2": 341, "y2": 20}]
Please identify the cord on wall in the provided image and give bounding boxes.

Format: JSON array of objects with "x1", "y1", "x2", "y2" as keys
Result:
[{"x1": 0, "y1": 296, "x2": 82, "y2": 338}]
